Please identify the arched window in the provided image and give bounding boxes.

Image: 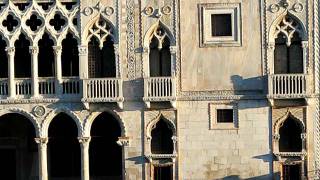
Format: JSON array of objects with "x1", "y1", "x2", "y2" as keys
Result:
[
  {"x1": 279, "y1": 116, "x2": 303, "y2": 152},
  {"x1": 151, "y1": 118, "x2": 174, "y2": 154},
  {"x1": 15, "y1": 34, "x2": 31, "y2": 78},
  {"x1": 61, "y1": 33, "x2": 79, "y2": 77},
  {"x1": 88, "y1": 36, "x2": 116, "y2": 78},
  {"x1": 38, "y1": 33, "x2": 54, "y2": 77},
  {"x1": 48, "y1": 113, "x2": 80, "y2": 178},
  {"x1": 149, "y1": 27, "x2": 171, "y2": 77},
  {"x1": 90, "y1": 112, "x2": 122, "y2": 179},
  {"x1": 274, "y1": 16, "x2": 303, "y2": 74},
  {"x1": 0, "y1": 113, "x2": 37, "y2": 178},
  {"x1": 0, "y1": 38, "x2": 7, "y2": 78}
]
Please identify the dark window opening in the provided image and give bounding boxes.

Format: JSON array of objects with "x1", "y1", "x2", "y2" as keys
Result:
[
  {"x1": 48, "y1": 113, "x2": 80, "y2": 178},
  {"x1": 0, "y1": 113, "x2": 37, "y2": 180},
  {"x1": 154, "y1": 166, "x2": 173, "y2": 180},
  {"x1": 217, "y1": 109, "x2": 233, "y2": 123},
  {"x1": 279, "y1": 117, "x2": 302, "y2": 152},
  {"x1": 15, "y1": 34, "x2": 31, "y2": 78},
  {"x1": 49, "y1": 14, "x2": 66, "y2": 31},
  {"x1": 13, "y1": 2, "x2": 29, "y2": 11},
  {"x1": 211, "y1": 14, "x2": 232, "y2": 36},
  {"x1": 38, "y1": 3, "x2": 53, "y2": 11},
  {"x1": 149, "y1": 36, "x2": 171, "y2": 77},
  {"x1": 38, "y1": 33, "x2": 54, "y2": 77},
  {"x1": 0, "y1": 38, "x2": 7, "y2": 78},
  {"x1": 274, "y1": 32, "x2": 303, "y2": 74},
  {"x1": 151, "y1": 119, "x2": 174, "y2": 154},
  {"x1": 62, "y1": 2, "x2": 77, "y2": 10},
  {"x1": 2, "y1": 14, "x2": 18, "y2": 32},
  {"x1": 90, "y1": 112, "x2": 122, "y2": 179},
  {"x1": 88, "y1": 36, "x2": 116, "y2": 78},
  {"x1": 26, "y1": 14, "x2": 42, "y2": 31},
  {"x1": 282, "y1": 164, "x2": 301, "y2": 180},
  {"x1": 61, "y1": 33, "x2": 79, "y2": 77}
]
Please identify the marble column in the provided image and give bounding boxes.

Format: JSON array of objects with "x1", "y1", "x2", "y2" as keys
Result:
[
  {"x1": 30, "y1": 46, "x2": 39, "y2": 97},
  {"x1": 78, "y1": 45, "x2": 88, "y2": 79},
  {"x1": 34, "y1": 137, "x2": 48, "y2": 180},
  {"x1": 53, "y1": 46, "x2": 62, "y2": 94},
  {"x1": 78, "y1": 137, "x2": 91, "y2": 180},
  {"x1": 6, "y1": 47, "x2": 15, "y2": 98}
]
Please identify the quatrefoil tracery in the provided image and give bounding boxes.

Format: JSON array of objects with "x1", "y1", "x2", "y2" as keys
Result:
[
  {"x1": 0, "y1": 1, "x2": 79, "y2": 46},
  {"x1": 151, "y1": 26, "x2": 168, "y2": 50}
]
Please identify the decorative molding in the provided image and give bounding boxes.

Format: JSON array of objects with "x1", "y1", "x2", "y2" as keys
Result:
[
  {"x1": 32, "y1": 105, "x2": 46, "y2": 117},
  {"x1": 117, "y1": 136, "x2": 130, "y2": 147},
  {"x1": 126, "y1": 0, "x2": 135, "y2": 79}
]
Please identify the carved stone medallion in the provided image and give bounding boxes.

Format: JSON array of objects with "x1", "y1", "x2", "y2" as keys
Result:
[{"x1": 33, "y1": 105, "x2": 46, "y2": 117}]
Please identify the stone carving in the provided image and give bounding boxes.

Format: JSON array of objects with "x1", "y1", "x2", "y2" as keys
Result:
[
  {"x1": 33, "y1": 105, "x2": 46, "y2": 117},
  {"x1": 292, "y1": 3, "x2": 303, "y2": 13},
  {"x1": 269, "y1": 4, "x2": 280, "y2": 13},
  {"x1": 83, "y1": 7, "x2": 93, "y2": 16},
  {"x1": 117, "y1": 136, "x2": 130, "y2": 146},
  {"x1": 127, "y1": 0, "x2": 135, "y2": 79}
]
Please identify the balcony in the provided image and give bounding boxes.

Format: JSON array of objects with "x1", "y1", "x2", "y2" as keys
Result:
[
  {"x1": 143, "y1": 77, "x2": 176, "y2": 108},
  {"x1": 0, "y1": 77, "x2": 124, "y2": 108},
  {"x1": 268, "y1": 74, "x2": 309, "y2": 100}
]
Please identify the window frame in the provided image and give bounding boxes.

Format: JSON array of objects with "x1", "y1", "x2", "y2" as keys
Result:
[
  {"x1": 209, "y1": 102, "x2": 238, "y2": 130},
  {"x1": 199, "y1": 3, "x2": 241, "y2": 47}
]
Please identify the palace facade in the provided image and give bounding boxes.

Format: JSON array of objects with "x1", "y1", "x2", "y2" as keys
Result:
[{"x1": 0, "y1": 0, "x2": 318, "y2": 179}]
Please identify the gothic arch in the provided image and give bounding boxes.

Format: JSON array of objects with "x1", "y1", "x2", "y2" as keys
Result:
[
  {"x1": 143, "y1": 20, "x2": 175, "y2": 48},
  {"x1": 84, "y1": 110, "x2": 126, "y2": 137},
  {"x1": 268, "y1": 11, "x2": 307, "y2": 45},
  {"x1": 42, "y1": 108, "x2": 82, "y2": 137},
  {"x1": 34, "y1": 30, "x2": 58, "y2": 46},
  {"x1": 83, "y1": 14, "x2": 117, "y2": 46},
  {"x1": 0, "y1": 108, "x2": 40, "y2": 137},
  {"x1": 274, "y1": 111, "x2": 305, "y2": 135},
  {"x1": 146, "y1": 112, "x2": 176, "y2": 138},
  {"x1": 57, "y1": 30, "x2": 80, "y2": 47}
]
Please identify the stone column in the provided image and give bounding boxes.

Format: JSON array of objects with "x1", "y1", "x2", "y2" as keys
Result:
[
  {"x1": 169, "y1": 46, "x2": 177, "y2": 77},
  {"x1": 267, "y1": 43, "x2": 275, "y2": 74},
  {"x1": 78, "y1": 137, "x2": 91, "y2": 180},
  {"x1": 6, "y1": 47, "x2": 15, "y2": 98},
  {"x1": 78, "y1": 45, "x2": 88, "y2": 79},
  {"x1": 34, "y1": 137, "x2": 48, "y2": 180},
  {"x1": 301, "y1": 41, "x2": 308, "y2": 74},
  {"x1": 30, "y1": 46, "x2": 39, "y2": 97},
  {"x1": 53, "y1": 46, "x2": 62, "y2": 94}
]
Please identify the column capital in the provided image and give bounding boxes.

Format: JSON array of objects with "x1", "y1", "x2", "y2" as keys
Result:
[
  {"x1": 78, "y1": 45, "x2": 88, "y2": 55},
  {"x1": 267, "y1": 43, "x2": 275, "y2": 50},
  {"x1": 116, "y1": 136, "x2": 130, "y2": 147},
  {"x1": 78, "y1": 137, "x2": 91, "y2": 145},
  {"x1": 29, "y1": 46, "x2": 39, "y2": 54},
  {"x1": 53, "y1": 46, "x2": 62, "y2": 55},
  {"x1": 5, "y1": 46, "x2": 15, "y2": 55},
  {"x1": 35, "y1": 137, "x2": 48, "y2": 145},
  {"x1": 301, "y1": 41, "x2": 309, "y2": 48},
  {"x1": 114, "y1": 44, "x2": 119, "y2": 55},
  {"x1": 169, "y1": 46, "x2": 177, "y2": 54}
]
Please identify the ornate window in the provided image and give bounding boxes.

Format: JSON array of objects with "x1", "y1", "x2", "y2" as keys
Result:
[
  {"x1": 279, "y1": 116, "x2": 303, "y2": 152},
  {"x1": 274, "y1": 16, "x2": 303, "y2": 74},
  {"x1": 209, "y1": 102, "x2": 238, "y2": 129},
  {"x1": 149, "y1": 27, "x2": 171, "y2": 77},
  {"x1": 151, "y1": 118, "x2": 174, "y2": 154},
  {"x1": 0, "y1": 38, "x2": 7, "y2": 78},
  {"x1": 87, "y1": 17, "x2": 116, "y2": 78}
]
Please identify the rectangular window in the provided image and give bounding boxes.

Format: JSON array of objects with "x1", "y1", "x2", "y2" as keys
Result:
[
  {"x1": 211, "y1": 14, "x2": 232, "y2": 36},
  {"x1": 217, "y1": 109, "x2": 233, "y2": 123},
  {"x1": 153, "y1": 166, "x2": 173, "y2": 180},
  {"x1": 199, "y1": 3, "x2": 241, "y2": 47}
]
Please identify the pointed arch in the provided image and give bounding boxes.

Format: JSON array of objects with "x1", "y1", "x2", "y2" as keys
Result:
[
  {"x1": 146, "y1": 112, "x2": 176, "y2": 138},
  {"x1": 268, "y1": 11, "x2": 307, "y2": 45},
  {"x1": 274, "y1": 111, "x2": 305, "y2": 134},
  {"x1": 38, "y1": 32, "x2": 55, "y2": 77},
  {"x1": 83, "y1": 14, "x2": 117, "y2": 45},
  {"x1": 14, "y1": 33, "x2": 31, "y2": 78},
  {"x1": 143, "y1": 20, "x2": 175, "y2": 48}
]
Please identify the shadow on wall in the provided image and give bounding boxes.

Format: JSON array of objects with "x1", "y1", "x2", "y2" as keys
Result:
[
  {"x1": 221, "y1": 173, "x2": 280, "y2": 180},
  {"x1": 230, "y1": 75, "x2": 266, "y2": 94}
]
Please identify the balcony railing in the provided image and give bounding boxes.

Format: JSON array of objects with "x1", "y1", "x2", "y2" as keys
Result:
[
  {"x1": 39, "y1": 77, "x2": 55, "y2": 95},
  {"x1": 143, "y1": 76, "x2": 176, "y2": 108},
  {"x1": 15, "y1": 78, "x2": 32, "y2": 97},
  {"x1": 0, "y1": 79, "x2": 8, "y2": 96},
  {"x1": 268, "y1": 74, "x2": 308, "y2": 98}
]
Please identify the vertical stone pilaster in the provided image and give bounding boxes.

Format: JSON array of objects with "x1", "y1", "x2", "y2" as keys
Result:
[
  {"x1": 6, "y1": 47, "x2": 15, "y2": 98},
  {"x1": 53, "y1": 46, "x2": 62, "y2": 94},
  {"x1": 78, "y1": 137, "x2": 91, "y2": 180},
  {"x1": 78, "y1": 45, "x2": 88, "y2": 79},
  {"x1": 35, "y1": 137, "x2": 48, "y2": 180},
  {"x1": 30, "y1": 46, "x2": 39, "y2": 97}
]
